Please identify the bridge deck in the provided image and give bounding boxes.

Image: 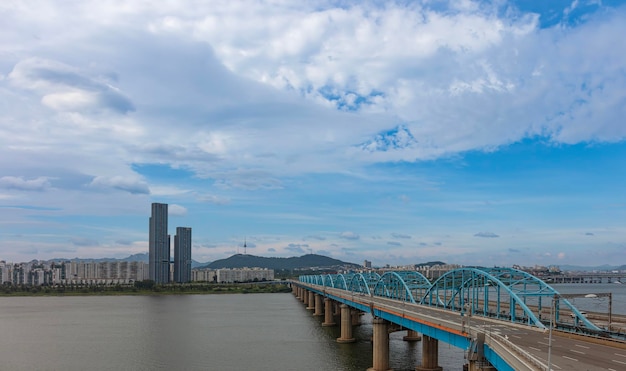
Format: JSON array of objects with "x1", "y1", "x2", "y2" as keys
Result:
[{"x1": 299, "y1": 282, "x2": 626, "y2": 371}]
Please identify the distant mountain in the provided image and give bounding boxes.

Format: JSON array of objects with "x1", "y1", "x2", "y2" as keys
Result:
[
  {"x1": 121, "y1": 253, "x2": 148, "y2": 262},
  {"x1": 199, "y1": 253, "x2": 360, "y2": 270}
]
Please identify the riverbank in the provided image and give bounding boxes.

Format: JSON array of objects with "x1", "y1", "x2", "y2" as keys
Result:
[{"x1": 0, "y1": 282, "x2": 292, "y2": 297}]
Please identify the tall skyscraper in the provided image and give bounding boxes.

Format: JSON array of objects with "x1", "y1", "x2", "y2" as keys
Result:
[
  {"x1": 149, "y1": 203, "x2": 170, "y2": 284},
  {"x1": 174, "y1": 227, "x2": 192, "y2": 283}
]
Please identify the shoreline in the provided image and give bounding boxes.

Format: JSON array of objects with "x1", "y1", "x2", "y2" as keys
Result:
[{"x1": 0, "y1": 282, "x2": 292, "y2": 297}]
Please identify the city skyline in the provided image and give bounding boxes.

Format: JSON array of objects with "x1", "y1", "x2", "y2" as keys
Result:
[{"x1": 1, "y1": 1, "x2": 626, "y2": 267}]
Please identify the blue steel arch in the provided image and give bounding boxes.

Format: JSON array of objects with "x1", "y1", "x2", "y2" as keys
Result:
[
  {"x1": 347, "y1": 273, "x2": 372, "y2": 295},
  {"x1": 422, "y1": 267, "x2": 602, "y2": 331},
  {"x1": 333, "y1": 274, "x2": 349, "y2": 290},
  {"x1": 479, "y1": 267, "x2": 601, "y2": 331},
  {"x1": 323, "y1": 274, "x2": 334, "y2": 288},
  {"x1": 363, "y1": 272, "x2": 382, "y2": 287},
  {"x1": 312, "y1": 275, "x2": 322, "y2": 286},
  {"x1": 373, "y1": 272, "x2": 419, "y2": 303},
  {"x1": 423, "y1": 268, "x2": 546, "y2": 328},
  {"x1": 398, "y1": 271, "x2": 433, "y2": 302},
  {"x1": 299, "y1": 268, "x2": 603, "y2": 334}
]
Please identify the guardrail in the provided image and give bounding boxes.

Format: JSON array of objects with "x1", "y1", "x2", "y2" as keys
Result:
[{"x1": 486, "y1": 332, "x2": 546, "y2": 371}]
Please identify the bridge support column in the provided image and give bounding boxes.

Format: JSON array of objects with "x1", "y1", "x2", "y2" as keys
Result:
[
  {"x1": 367, "y1": 318, "x2": 392, "y2": 371},
  {"x1": 403, "y1": 330, "x2": 421, "y2": 342},
  {"x1": 336, "y1": 304, "x2": 355, "y2": 343},
  {"x1": 313, "y1": 294, "x2": 323, "y2": 316},
  {"x1": 351, "y1": 309, "x2": 361, "y2": 325},
  {"x1": 307, "y1": 291, "x2": 315, "y2": 310},
  {"x1": 302, "y1": 288, "x2": 308, "y2": 305},
  {"x1": 415, "y1": 335, "x2": 442, "y2": 371},
  {"x1": 322, "y1": 298, "x2": 336, "y2": 326}
]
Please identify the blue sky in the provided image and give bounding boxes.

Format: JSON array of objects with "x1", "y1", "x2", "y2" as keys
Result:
[{"x1": 1, "y1": 0, "x2": 625, "y2": 267}]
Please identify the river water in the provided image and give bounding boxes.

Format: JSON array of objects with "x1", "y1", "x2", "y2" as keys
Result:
[
  {"x1": 0, "y1": 293, "x2": 464, "y2": 371},
  {"x1": 0, "y1": 283, "x2": 623, "y2": 370},
  {"x1": 552, "y1": 282, "x2": 626, "y2": 315}
]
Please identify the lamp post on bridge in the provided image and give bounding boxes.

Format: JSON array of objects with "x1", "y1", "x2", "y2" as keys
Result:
[
  {"x1": 547, "y1": 294, "x2": 556, "y2": 371},
  {"x1": 462, "y1": 303, "x2": 471, "y2": 336}
]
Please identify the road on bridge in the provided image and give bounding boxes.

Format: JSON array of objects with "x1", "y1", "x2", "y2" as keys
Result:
[{"x1": 316, "y1": 285, "x2": 626, "y2": 371}]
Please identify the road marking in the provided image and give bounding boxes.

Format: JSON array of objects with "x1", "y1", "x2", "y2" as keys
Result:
[
  {"x1": 529, "y1": 346, "x2": 541, "y2": 352},
  {"x1": 538, "y1": 341, "x2": 549, "y2": 346},
  {"x1": 570, "y1": 349, "x2": 585, "y2": 355},
  {"x1": 551, "y1": 363, "x2": 562, "y2": 369},
  {"x1": 612, "y1": 359, "x2": 626, "y2": 365},
  {"x1": 574, "y1": 344, "x2": 589, "y2": 349},
  {"x1": 511, "y1": 334, "x2": 521, "y2": 339},
  {"x1": 615, "y1": 353, "x2": 626, "y2": 358},
  {"x1": 562, "y1": 356, "x2": 578, "y2": 362},
  {"x1": 609, "y1": 368, "x2": 618, "y2": 371}
]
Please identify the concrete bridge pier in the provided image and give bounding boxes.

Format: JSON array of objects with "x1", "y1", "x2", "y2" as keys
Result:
[
  {"x1": 322, "y1": 298, "x2": 336, "y2": 327},
  {"x1": 415, "y1": 335, "x2": 442, "y2": 371},
  {"x1": 333, "y1": 302, "x2": 341, "y2": 316},
  {"x1": 367, "y1": 318, "x2": 392, "y2": 371},
  {"x1": 302, "y1": 288, "x2": 308, "y2": 305},
  {"x1": 307, "y1": 291, "x2": 315, "y2": 310},
  {"x1": 351, "y1": 309, "x2": 362, "y2": 325},
  {"x1": 313, "y1": 294, "x2": 324, "y2": 316},
  {"x1": 336, "y1": 304, "x2": 355, "y2": 343},
  {"x1": 403, "y1": 330, "x2": 421, "y2": 342}
]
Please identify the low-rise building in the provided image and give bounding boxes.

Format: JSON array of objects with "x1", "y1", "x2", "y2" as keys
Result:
[
  {"x1": 0, "y1": 260, "x2": 149, "y2": 285},
  {"x1": 217, "y1": 267, "x2": 274, "y2": 283}
]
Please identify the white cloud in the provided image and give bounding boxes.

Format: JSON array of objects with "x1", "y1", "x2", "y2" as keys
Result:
[
  {"x1": 168, "y1": 204, "x2": 188, "y2": 216},
  {"x1": 196, "y1": 194, "x2": 231, "y2": 205},
  {"x1": 89, "y1": 176, "x2": 149, "y2": 195},
  {"x1": 8, "y1": 58, "x2": 134, "y2": 114},
  {"x1": 0, "y1": 176, "x2": 51, "y2": 191},
  {"x1": 2, "y1": 1, "x2": 623, "y2": 180}
]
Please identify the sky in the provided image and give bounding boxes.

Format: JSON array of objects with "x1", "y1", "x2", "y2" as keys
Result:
[{"x1": 1, "y1": 0, "x2": 625, "y2": 267}]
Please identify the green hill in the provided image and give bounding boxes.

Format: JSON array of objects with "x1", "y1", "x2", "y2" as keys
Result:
[{"x1": 199, "y1": 253, "x2": 360, "y2": 270}]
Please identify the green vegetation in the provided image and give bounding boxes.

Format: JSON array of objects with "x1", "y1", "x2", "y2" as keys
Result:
[{"x1": 0, "y1": 281, "x2": 292, "y2": 297}]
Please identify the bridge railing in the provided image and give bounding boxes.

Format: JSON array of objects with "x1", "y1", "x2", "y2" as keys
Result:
[{"x1": 489, "y1": 332, "x2": 546, "y2": 371}]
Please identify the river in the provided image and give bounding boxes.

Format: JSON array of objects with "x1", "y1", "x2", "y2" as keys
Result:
[
  {"x1": 0, "y1": 282, "x2": 623, "y2": 370},
  {"x1": 552, "y1": 282, "x2": 626, "y2": 315},
  {"x1": 0, "y1": 293, "x2": 465, "y2": 371}
]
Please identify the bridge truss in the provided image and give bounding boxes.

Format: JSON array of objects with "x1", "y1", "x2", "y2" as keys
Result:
[{"x1": 300, "y1": 267, "x2": 604, "y2": 334}]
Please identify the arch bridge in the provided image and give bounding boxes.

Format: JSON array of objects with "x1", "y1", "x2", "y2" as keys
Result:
[{"x1": 300, "y1": 267, "x2": 605, "y2": 334}]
